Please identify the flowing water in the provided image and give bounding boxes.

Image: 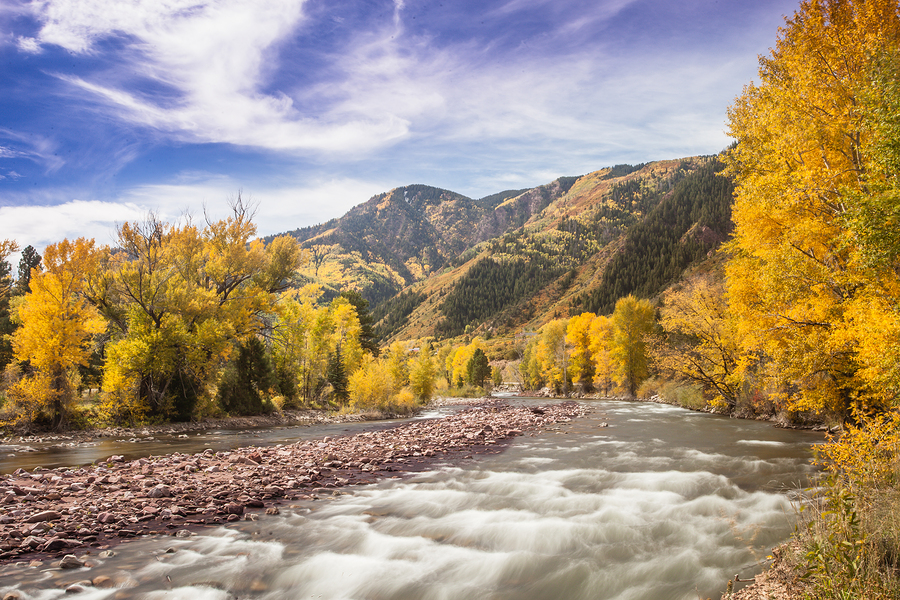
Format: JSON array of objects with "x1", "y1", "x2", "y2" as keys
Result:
[
  {"x1": 0, "y1": 407, "x2": 462, "y2": 474},
  {"x1": 0, "y1": 400, "x2": 822, "y2": 600}
]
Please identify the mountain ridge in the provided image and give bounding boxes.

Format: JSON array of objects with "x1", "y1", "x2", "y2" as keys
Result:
[{"x1": 266, "y1": 154, "x2": 734, "y2": 344}]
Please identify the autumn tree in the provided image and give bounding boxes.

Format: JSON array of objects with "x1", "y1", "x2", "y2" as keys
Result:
[
  {"x1": 589, "y1": 315, "x2": 614, "y2": 396},
  {"x1": 309, "y1": 244, "x2": 330, "y2": 277},
  {"x1": 96, "y1": 200, "x2": 302, "y2": 421},
  {"x1": 653, "y1": 274, "x2": 741, "y2": 408},
  {"x1": 567, "y1": 312, "x2": 596, "y2": 391},
  {"x1": 11, "y1": 239, "x2": 105, "y2": 429},
  {"x1": 408, "y1": 343, "x2": 436, "y2": 400},
  {"x1": 386, "y1": 341, "x2": 410, "y2": 389},
  {"x1": 610, "y1": 295, "x2": 655, "y2": 396},
  {"x1": 534, "y1": 319, "x2": 569, "y2": 394},
  {"x1": 447, "y1": 339, "x2": 485, "y2": 388},
  {"x1": 270, "y1": 285, "x2": 326, "y2": 405},
  {"x1": 724, "y1": 0, "x2": 900, "y2": 415}
]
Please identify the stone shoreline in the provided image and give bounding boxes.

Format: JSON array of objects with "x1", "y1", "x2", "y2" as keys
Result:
[{"x1": 0, "y1": 399, "x2": 587, "y2": 565}]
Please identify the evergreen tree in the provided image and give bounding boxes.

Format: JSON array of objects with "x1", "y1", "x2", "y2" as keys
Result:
[
  {"x1": 341, "y1": 290, "x2": 379, "y2": 356},
  {"x1": 16, "y1": 245, "x2": 41, "y2": 295},
  {"x1": 327, "y1": 344, "x2": 349, "y2": 402},
  {"x1": 0, "y1": 253, "x2": 14, "y2": 371},
  {"x1": 216, "y1": 337, "x2": 278, "y2": 416},
  {"x1": 467, "y1": 347, "x2": 491, "y2": 387}
]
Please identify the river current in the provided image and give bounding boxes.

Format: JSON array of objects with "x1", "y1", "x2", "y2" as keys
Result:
[{"x1": 0, "y1": 400, "x2": 822, "y2": 600}]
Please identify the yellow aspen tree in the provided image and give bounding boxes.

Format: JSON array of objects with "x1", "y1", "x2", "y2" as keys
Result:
[
  {"x1": 408, "y1": 343, "x2": 436, "y2": 401},
  {"x1": 535, "y1": 319, "x2": 568, "y2": 394},
  {"x1": 348, "y1": 354, "x2": 392, "y2": 411},
  {"x1": 566, "y1": 312, "x2": 596, "y2": 391},
  {"x1": 519, "y1": 337, "x2": 543, "y2": 390},
  {"x1": 654, "y1": 274, "x2": 741, "y2": 408},
  {"x1": 589, "y1": 315, "x2": 614, "y2": 396},
  {"x1": 386, "y1": 340, "x2": 410, "y2": 391},
  {"x1": 12, "y1": 238, "x2": 105, "y2": 429},
  {"x1": 328, "y1": 296, "x2": 363, "y2": 376},
  {"x1": 270, "y1": 284, "x2": 324, "y2": 405},
  {"x1": 449, "y1": 339, "x2": 484, "y2": 388},
  {"x1": 725, "y1": 0, "x2": 900, "y2": 414},
  {"x1": 610, "y1": 295, "x2": 655, "y2": 397}
]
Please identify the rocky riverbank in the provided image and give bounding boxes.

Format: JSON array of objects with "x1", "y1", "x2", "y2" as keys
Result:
[{"x1": 0, "y1": 399, "x2": 587, "y2": 565}]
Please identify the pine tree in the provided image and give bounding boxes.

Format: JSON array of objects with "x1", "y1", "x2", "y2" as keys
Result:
[{"x1": 327, "y1": 344, "x2": 349, "y2": 403}]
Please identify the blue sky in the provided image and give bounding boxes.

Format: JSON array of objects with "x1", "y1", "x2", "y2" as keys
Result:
[{"x1": 0, "y1": 0, "x2": 798, "y2": 258}]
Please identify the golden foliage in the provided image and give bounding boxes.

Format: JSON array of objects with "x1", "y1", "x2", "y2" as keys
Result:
[
  {"x1": 725, "y1": 0, "x2": 900, "y2": 415},
  {"x1": 653, "y1": 274, "x2": 741, "y2": 407},
  {"x1": 610, "y1": 295, "x2": 654, "y2": 396},
  {"x1": 10, "y1": 238, "x2": 105, "y2": 428},
  {"x1": 95, "y1": 205, "x2": 302, "y2": 421}
]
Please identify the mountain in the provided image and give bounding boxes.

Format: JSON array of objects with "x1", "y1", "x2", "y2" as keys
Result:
[
  {"x1": 269, "y1": 179, "x2": 578, "y2": 304},
  {"x1": 267, "y1": 154, "x2": 734, "y2": 344}
]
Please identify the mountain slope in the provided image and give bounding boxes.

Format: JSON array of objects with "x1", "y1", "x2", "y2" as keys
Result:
[
  {"x1": 266, "y1": 154, "x2": 735, "y2": 344},
  {"x1": 270, "y1": 181, "x2": 576, "y2": 304}
]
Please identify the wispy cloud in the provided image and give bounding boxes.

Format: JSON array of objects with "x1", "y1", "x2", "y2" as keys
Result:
[
  {"x1": 22, "y1": 0, "x2": 734, "y2": 160},
  {"x1": 0, "y1": 128, "x2": 65, "y2": 174},
  {"x1": 28, "y1": 0, "x2": 415, "y2": 153}
]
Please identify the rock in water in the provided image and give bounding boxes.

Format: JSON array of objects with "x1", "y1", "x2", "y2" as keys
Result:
[{"x1": 59, "y1": 554, "x2": 84, "y2": 569}]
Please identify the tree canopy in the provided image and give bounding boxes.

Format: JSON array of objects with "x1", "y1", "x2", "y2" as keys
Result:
[{"x1": 725, "y1": 0, "x2": 900, "y2": 416}]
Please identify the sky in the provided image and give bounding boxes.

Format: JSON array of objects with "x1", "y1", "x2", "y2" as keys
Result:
[{"x1": 0, "y1": 0, "x2": 800, "y2": 262}]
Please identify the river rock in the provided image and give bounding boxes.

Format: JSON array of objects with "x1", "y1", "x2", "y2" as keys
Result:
[
  {"x1": 223, "y1": 503, "x2": 243, "y2": 515},
  {"x1": 148, "y1": 484, "x2": 173, "y2": 498},
  {"x1": 25, "y1": 510, "x2": 61, "y2": 523},
  {"x1": 58, "y1": 554, "x2": 84, "y2": 569},
  {"x1": 0, "y1": 399, "x2": 585, "y2": 563}
]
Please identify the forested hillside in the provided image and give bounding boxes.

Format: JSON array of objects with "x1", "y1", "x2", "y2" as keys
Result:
[
  {"x1": 267, "y1": 180, "x2": 576, "y2": 304},
  {"x1": 265, "y1": 155, "x2": 736, "y2": 344}
]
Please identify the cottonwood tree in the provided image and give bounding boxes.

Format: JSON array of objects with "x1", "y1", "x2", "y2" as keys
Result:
[
  {"x1": 11, "y1": 239, "x2": 105, "y2": 429},
  {"x1": 652, "y1": 274, "x2": 741, "y2": 408},
  {"x1": 610, "y1": 295, "x2": 654, "y2": 397},
  {"x1": 589, "y1": 315, "x2": 614, "y2": 396},
  {"x1": 567, "y1": 312, "x2": 596, "y2": 391},
  {"x1": 725, "y1": 0, "x2": 900, "y2": 414},
  {"x1": 534, "y1": 319, "x2": 569, "y2": 394},
  {"x1": 96, "y1": 200, "x2": 303, "y2": 421}
]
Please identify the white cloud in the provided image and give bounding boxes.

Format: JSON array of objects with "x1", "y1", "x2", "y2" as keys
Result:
[
  {"x1": 0, "y1": 128, "x2": 66, "y2": 173},
  {"x1": 29, "y1": 0, "x2": 414, "y2": 153},
  {"x1": 0, "y1": 174, "x2": 387, "y2": 268},
  {"x1": 20, "y1": 0, "x2": 761, "y2": 177},
  {"x1": 0, "y1": 200, "x2": 146, "y2": 256},
  {"x1": 16, "y1": 36, "x2": 41, "y2": 53},
  {"x1": 118, "y1": 176, "x2": 388, "y2": 237}
]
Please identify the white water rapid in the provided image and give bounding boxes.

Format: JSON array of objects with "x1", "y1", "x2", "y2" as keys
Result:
[{"x1": 0, "y1": 400, "x2": 821, "y2": 600}]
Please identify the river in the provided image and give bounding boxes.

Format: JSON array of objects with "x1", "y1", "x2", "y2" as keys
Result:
[{"x1": 0, "y1": 399, "x2": 822, "y2": 600}]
